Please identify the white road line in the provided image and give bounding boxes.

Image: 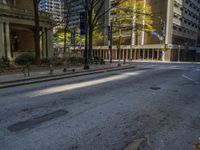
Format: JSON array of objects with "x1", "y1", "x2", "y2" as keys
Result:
[{"x1": 182, "y1": 74, "x2": 199, "y2": 84}]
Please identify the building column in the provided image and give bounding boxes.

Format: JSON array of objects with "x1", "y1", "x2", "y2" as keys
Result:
[
  {"x1": 147, "y1": 49, "x2": 150, "y2": 60},
  {"x1": 42, "y1": 28, "x2": 47, "y2": 58},
  {"x1": 165, "y1": 0, "x2": 174, "y2": 45},
  {"x1": 5, "y1": 22, "x2": 11, "y2": 59},
  {"x1": 131, "y1": 0, "x2": 136, "y2": 46},
  {"x1": 152, "y1": 49, "x2": 154, "y2": 60},
  {"x1": 141, "y1": 0, "x2": 146, "y2": 45},
  {"x1": 0, "y1": 21, "x2": 5, "y2": 58},
  {"x1": 142, "y1": 49, "x2": 145, "y2": 60},
  {"x1": 46, "y1": 29, "x2": 53, "y2": 58}
]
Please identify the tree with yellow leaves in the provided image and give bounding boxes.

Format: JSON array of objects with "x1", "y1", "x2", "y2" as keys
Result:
[{"x1": 111, "y1": 0, "x2": 154, "y2": 45}]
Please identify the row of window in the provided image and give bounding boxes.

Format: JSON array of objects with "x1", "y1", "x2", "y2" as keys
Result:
[
  {"x1": 173, "y1": 24, "x2": 197, "y2": 36},
  {"x1": 174, "y1": 1, "x2": 199, "y2": 22},
  {"x1": 173, "y1": 13, "x2": 199, "y2": 30},
  {"x1": 184, "y1": 0, "x2": 200, "y2": 12}
]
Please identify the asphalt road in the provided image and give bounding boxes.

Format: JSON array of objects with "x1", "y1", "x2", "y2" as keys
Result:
[{"x1": 0, "y1": 63, "x2": 200, "y2": 150}]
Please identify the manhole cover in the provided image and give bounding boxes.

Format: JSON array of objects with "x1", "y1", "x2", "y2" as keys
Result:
[
  {"x1": 7, "y1": 109, "x2": 68, "y2": 132},
  {"x1": 150, "y1": 87, "x2": 161, "y2": 90}
]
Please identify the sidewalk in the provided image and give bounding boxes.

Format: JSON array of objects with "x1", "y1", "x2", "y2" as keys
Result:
[{"x1": 0, "y1": 63, "x2": 133, "y2": 84}]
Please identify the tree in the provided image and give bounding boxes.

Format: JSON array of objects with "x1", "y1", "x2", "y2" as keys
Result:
[
  {"x1": 111, "y1": 0, "x2": 154, "y2": 45},
  {"x1": 54, "y1": 26, "x2": 85, "y2": 47},
  {"x1": 63, "y1": 0, "x2": 72, "y2": 53},
  {"x1": 33, "y1": 0, "x2": 41, "y2": 64},
  {"x1": 82, "y1": 0, "x2": 127, "y2": 61}
]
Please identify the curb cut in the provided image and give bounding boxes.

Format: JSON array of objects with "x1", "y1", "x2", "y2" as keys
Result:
[{"x1": 0, "y1": 65, "x2": 136, "y2": 89}]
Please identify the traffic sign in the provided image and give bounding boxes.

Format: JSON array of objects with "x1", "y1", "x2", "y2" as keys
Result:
[{"x1": 80, "y1": 12, "x2": 85, "y2": 35}]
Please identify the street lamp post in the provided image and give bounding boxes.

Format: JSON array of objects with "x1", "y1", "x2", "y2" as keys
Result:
[{"x1": 109, "y1": 23, "x2": 113, "y2": 64}]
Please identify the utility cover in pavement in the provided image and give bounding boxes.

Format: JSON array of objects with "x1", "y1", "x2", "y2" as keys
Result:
[
  {"x1": 7, "y1": 109, "x2": 68, "y2": 132},
  {"x1": 150, "y1": 87, "x2": 161, "y2": 90}
]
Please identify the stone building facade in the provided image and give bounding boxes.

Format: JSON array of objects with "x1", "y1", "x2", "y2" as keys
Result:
[{"x1": 0, "y1": 0, "x2": 54, "y2": 60}]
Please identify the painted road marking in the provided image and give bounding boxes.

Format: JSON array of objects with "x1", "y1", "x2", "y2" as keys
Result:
[{"x1": 182, "y1": 74, "x2": 199, "y2": 84}]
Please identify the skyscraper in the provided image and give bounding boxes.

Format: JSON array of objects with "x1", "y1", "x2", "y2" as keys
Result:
[
  {"x1": 63, "y1": 0, "x2": 85, "y2": 29},
  {"x1": 40, "y1": 0, "x2": 64, "y2": 22}
]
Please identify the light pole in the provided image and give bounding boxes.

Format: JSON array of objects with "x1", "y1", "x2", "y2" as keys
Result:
[{"x1": 108, "y1": 22, "x2": 113, "y2": 63}]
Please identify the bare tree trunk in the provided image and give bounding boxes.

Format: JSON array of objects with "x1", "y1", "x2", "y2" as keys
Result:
[
  {"x1": 64, "y1": 27, "x2": 67, "y2": 53},
  {"x1": 88, "y1": 9, "x2": 93, "y2": 61},
  {"x1": 88, "y1": 26, "x2": 93, "y2": 61},
  {"x1": 33, "y1": 0, "x2": 41, "y2": 64}
]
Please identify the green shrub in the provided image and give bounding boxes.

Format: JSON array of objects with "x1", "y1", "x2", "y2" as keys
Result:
[
  {"x1": 99, "y1": 58, "x2": 105, "y2": 64},
  {"x1": 41, "y1": 58, "x2": 51, "y2": 65},
  {"x1": 66, "y1": 56, "x2": 84, "y2": 65},
  {"x1": 15, "y1": 53, "x2": 34, "y2": 65},
  {"x1": 47, "y1": 57, "x2": 65, "y2": 66},
  {"x1": 63, "y1": 53, "x2": 84, "y2": 65},
  {"x1": 0, "y1": 57, "x2": 10, "y2": 68}
]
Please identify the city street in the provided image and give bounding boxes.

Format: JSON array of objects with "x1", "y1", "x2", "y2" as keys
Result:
[{"x1": 0, "y1": 62, "x2": 200, "y2": 150}]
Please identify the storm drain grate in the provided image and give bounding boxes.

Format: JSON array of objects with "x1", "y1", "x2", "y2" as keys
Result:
[
  {"x1": 150, "y1": 87, "x2": 161, "y2": 90},
  {"x1": 7, "y1": 109, "x2": 68, "y2": 132}
]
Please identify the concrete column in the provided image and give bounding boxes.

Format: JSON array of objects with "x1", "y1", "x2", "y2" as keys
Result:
[
  {"x1": 5, "y1": 22, "x2": 11, "y2": 59},
  {"x1": 165, "y1": 0, "x2": 174, "y2": 45},
  {"x1": 131, "y1": 0, "x2": 136, "y2": 46},
  {"x1": 13, "y1": 0, "x2": 16, "y2": 6},
  {"x1": 42, "y1": 28, "x2": 47, "y2": 58},
  {"x1": 152, "y1": 49, "x2": 154, "y2": 60},
  {"x1": 130, "y1": 49, "x2": 133, "y2": 60},
  {"x1": 134, "y1": 49, "x2": 136, "y2": 60},
  {"x1": 47, "y1": 29, "x2": 53, "y2": 57},
  {"x1": 143, "y1": 49, "x2": 145, "y2": 60},
  {"x1": 0, "y1": 22, "x2": 5, "y2": 58},
  {"x1": 147, "y1": 49, "x2": 150, "y2": 60},
  {"x1": 141, "y1": 0, "x2": 146, "y2": 45}
]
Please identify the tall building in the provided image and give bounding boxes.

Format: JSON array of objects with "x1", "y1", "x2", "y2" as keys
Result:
[
  {"x1": 148, "y1": 0, "x2": 200, "y2": 61},
  {"x1": 40, "y1": 0, "x2": 64, "y2": 22},
  {"x1": 104, "y1": 0, "x2": 200, "y2": 61},
  {"x1": 148, "y1": 0, "x2": 200, "y2": 45},
  {"x1": 63, "y1": 0, "x2": 84, "y2": 29},
  {"x1": 63, "y1": 0, "x2": 200, "y2": 61},
  {"x1": 0, "y1": 0, "x2": 54, "y2": 59}
]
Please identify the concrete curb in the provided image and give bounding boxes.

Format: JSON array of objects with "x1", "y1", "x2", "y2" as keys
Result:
[{"x1": 0, "y1": 65, "x2": 136, "y2": 89}]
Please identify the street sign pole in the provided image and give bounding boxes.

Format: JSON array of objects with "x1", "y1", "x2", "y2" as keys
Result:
[{"x1": 108, "y1": 23, "x2": 113, "y2": 63}]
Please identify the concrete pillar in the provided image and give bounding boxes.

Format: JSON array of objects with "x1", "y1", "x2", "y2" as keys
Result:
[
  {"x1": 130, "y1": 49, "x2": 133, "y2": 60},
  {"x1": 5, "y1": 22, "x2": 11, "y2": 59},
  {"x1": 13, "y1": 0, "x2": 16, "y2": 6},
  {"x1": 42, "y1": 28, "x2": 47, "y2": 58},
  {"x1": 0, "y1": 21, "x2": 5, "y2": 58},
  {"x1": 47, "y1": 29, "x2": 53, "y2": 57},
  {"x1": 131, "y1": 0, "x2": 136, "y2": 46},
  {"x1": 152, "y1": 49, "x2": 154, "y2": 60},
  {"x1": 143, "y1": 49, "x2": 145, "y2": 60},
  {"x1": 134, "y1": 49, "x2": 136, "y2": 60},
  {"x1": 165, "y1": 0, "x2": 174, "y2": 45},
  {"x1": 141, "y1": 0, "x2": 146, "y2": 45},
  {"x1": 147, "y1": 49, "x2": 150, "y2": 60}
]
